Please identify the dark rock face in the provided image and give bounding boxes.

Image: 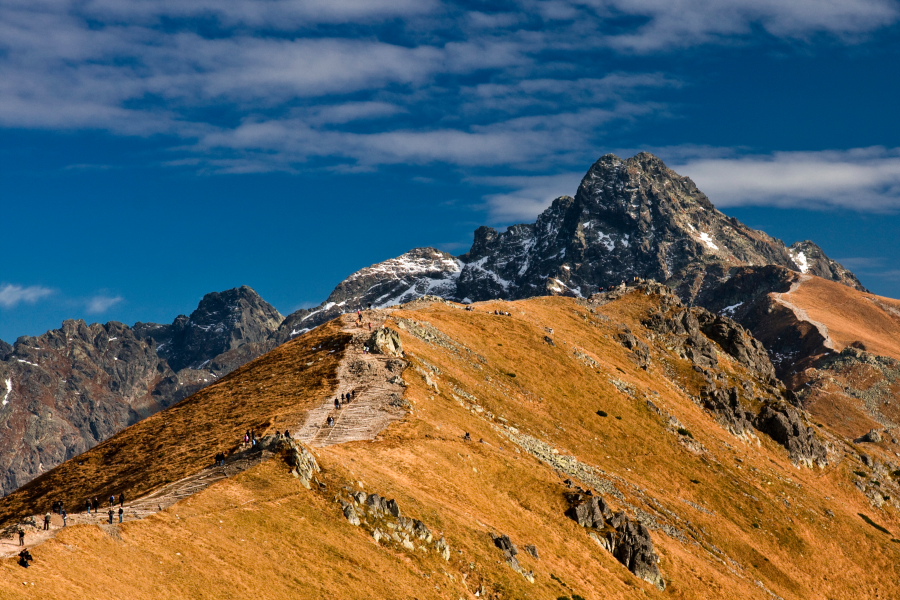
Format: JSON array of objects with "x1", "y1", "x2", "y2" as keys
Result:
[
  {"x1": 283, "y1": 152, "x2": 863, "y2": 336},
  {"x1": 696, "y1": 311, "x2": 776, "y2": 381},
  {"x1": 137, "y1": 286, "x2": 283, "y2": 372},
  {"x1": 754, "y1": 403, "x2": 828, "y2": 467},
  {"x1": 0, "y1": 286, "x2": 283, "y2": 495},
  {"x1": 628, "y1": 283, "x2": 827, "y2": 465},
  {"x1": 700, "y1": 386, "x2": 755, "y2": 436},
  {"x1": 565, "y1": 492, "x2": 665, "y2": 590}
]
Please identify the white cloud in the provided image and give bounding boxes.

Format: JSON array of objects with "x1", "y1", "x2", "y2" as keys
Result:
[
  {"x1": 0, "y1": 0, "x2": 897, "y2": 175},
  {"x1": 82, "y1": 0, "x2": 441, "y2": 27},
  {"x1": 0, "y1": 284, "x2": 55, "y2": 308},
  {"x1": 673, "y1": 147, "x2": 900, "y2": 211},
  {"x1": 86, "y1": 295, "x2": 124, "y2": 314},
  {"x1": 572, "y1": 0, "x2": 900, "y2": 51},
  {"x1": 478, "y1": 173, "x2": 586, "y2": 223}
]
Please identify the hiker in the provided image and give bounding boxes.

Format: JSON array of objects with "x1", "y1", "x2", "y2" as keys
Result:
[
  {"x1": 284, "y1": 429, "x2": 290, "y2": 438},
  {"x1": 92, "y1": 497, "x2": 100, "y2": 512},
  {"x1": 326, "y1": 416, "x2": 335, "y2": 427},
  {"x1": 109, "y1": 495, "x2": 116, "y2": 507},
  {"x1": 108, "y1": 509, "x2": 114, "y2": 524},
  {"x1": 118, "y1": 507, "x2": 124, "y2": 523},
  {"x1": 334, "y1": 397, "x2": 341, "y2": 410},
  {"x1": 463, "y1": 432, "x2": 471, "y2": 441},
  {"x1": 18, "y1": 548, "x2": 33, "y2": 568},
  {"x1": 244, "y1": 431, "x2": 250, "y2": 444},
  {"x1": 43, "y1": 513, "x2": 51, "y2": 530},
  {"x1": 17, "y1": 527, "x2": 25, "y2": 546},
  {"x1": 62, "y1": 510, "x2": 68, "y2": 527},
  {"x1": 119, "y1": 493, "x2": 126, "y2": 507},
  {"x1": 85, "y1": 499, "x2": 92, "y2": 514}
]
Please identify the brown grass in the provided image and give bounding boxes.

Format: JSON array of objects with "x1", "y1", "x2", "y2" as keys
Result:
[
  {"x1": 1, "y1": 294, "x2": 899, "y2": 599},
  {"x1": 0, "y1": 320, "x2": 349, "y2": 526},
  {"x1": 789, "y1": 276, "x2": 900, "y2": 359}
]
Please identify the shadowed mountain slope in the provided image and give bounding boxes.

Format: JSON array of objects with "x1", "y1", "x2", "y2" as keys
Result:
[
  {"x1": 1, "y1": 292, "x2": 899, "y2": 599},
  {"x1": 0, "y1": 286, "x2": 283, "y2": 496}
]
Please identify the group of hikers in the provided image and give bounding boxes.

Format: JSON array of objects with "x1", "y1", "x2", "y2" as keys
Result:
[
  {"x1": 14, "y1": 492, "x2": 129, "y2": 566},
  {"x1": 326, "y1": 390, "x2": 358, "y2": 427},
  {"x1": 84, "y1": 494, "x2": 127, "y2": 525},
  {"x1": 355, "y1": 305, "x2": 375, "y2": 330}
]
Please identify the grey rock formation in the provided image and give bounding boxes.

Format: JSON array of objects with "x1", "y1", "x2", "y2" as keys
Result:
[
  {"x1": 368, "y1": 327, "x2": 403, "y2": 357},
  {"x1": 754, "y1": 403, "x2": 828, "y2": 467},
  {"x1": 0, "y1": 286, "x2": 283, "y2": 495},
  {"x1": 700, "y1": 386, "x2": 755, "y2": 436},
  {"x1": 857, "y1": 429, "x2": 883, "y2": 444},
  {"x1": 566, "y1": 492, "x2": 665, "y2": 590}
]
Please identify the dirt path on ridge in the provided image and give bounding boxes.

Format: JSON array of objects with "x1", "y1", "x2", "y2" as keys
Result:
[{"x1": 2, "y1": 310, "x2": 410, "y2": 557}]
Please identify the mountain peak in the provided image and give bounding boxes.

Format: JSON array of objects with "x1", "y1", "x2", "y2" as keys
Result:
[{"x1": 281, "y1": 151, "x2": 865, "y2": 334}]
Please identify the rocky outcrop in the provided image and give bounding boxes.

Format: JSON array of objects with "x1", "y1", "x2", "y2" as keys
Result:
[
  {"x1": 566, "y1": 492, "x2": 665, "y2": 590},
  {"x1": 368, "y1": 327, "x2": 403, "y2": 357},
  {"x1": 696, "y1": 312, "x2": 776, "y2": 381},
  {"x1": 700, "y1": 386, "x2": 755, "y2": 436},
  {"x1": 0, "y1": 286, "x2": 283, "y2": 496},
  {"x1": 334, "y1": 486, "x2": 450, "y2": 560},
  {"x1": 492, "y1": 534, "x2": 535, "y2": 582},
  {"x1": 754, "y1": 403, "x2": 828, "y2": 467},
  {"x1": 643, "y1": 306, "x2": 720, "y2": 369}
]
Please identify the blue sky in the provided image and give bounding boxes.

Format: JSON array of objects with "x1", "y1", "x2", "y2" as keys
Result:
[{"x1": 2, "y1": 0, "x2": 900, "y2": 342}]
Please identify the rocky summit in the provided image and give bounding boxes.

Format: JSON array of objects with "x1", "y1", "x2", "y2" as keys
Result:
[{"x1": 285, "y1": 152, "x2": 863, "y2": 335}]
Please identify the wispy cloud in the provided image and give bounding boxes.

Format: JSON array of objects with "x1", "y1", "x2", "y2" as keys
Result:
[
  {"x1": 673, "y1": 147, "x2": 900, "y2": 211},
  {"x1": 477, "y1": 173, "x2": 586, "y2": 223},
  {"x1": 571, "y1": 0, "x2": 900, "y2": 51},
  {"x1": 0, "y1": 0, "x2": 897, "y2": 175},
  {"x1": 0, "y1": 284, "x2": 55, "y2": 308},
  {"x1": 86, "y1": 294, "x2": 124, "y2": 314}
]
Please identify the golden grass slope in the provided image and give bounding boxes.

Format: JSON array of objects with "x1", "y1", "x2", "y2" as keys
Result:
[
  {"x1": 2, "y1": 293, "x2": 900, "y2": 599},
  {"x1": 786, "y1": 276, "x2": 900, "y2": 359}
]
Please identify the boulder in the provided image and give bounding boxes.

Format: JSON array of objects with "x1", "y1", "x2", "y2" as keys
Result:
[
  {"x1": 368, "y1": 327, "x2": 403, "y2": 357},
  {"x1": 700, "y1": 386, "x2": 754, "y2": 436},
  {"x1": 566, "y1": 494, "x2": 664, "y2": 589},
  {"x1": 857, "y1": 429, "x2": 883, "y2": 444},
  {"x1": 755, "y1": 403, "x2": 828, "y2": 467}
]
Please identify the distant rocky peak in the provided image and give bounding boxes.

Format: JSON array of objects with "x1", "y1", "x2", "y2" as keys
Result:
[
  {"x1": 160, "y1": 286, "x2": 284, "y2": 372},
  {"x1": 788, "y1": 240, "x2": 865, "y2": 289},
  {"x1": 189, "y1": 285, "x2": 278, "y2": 329}
]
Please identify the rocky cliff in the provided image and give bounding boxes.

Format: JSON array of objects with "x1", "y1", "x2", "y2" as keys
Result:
[{"x1": 0, "y1": 286, "x2": 282, "y2": 495}]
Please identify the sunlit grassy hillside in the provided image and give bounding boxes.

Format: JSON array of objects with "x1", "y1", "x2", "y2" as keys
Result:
[{"x1": 1, "y1": 292, "x2": 899, "y2": 600}]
